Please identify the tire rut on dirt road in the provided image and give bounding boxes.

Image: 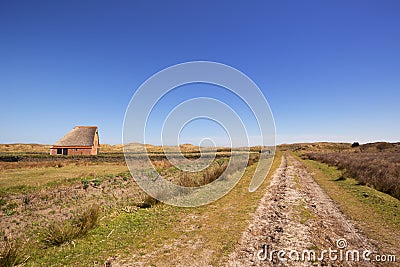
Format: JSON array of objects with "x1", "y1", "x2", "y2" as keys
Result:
[{"x1": 228, "y1": 153, "x2": 375, "y2": 266}]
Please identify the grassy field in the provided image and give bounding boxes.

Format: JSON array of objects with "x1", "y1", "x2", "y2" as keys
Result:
[
  {"x1": 0, "y1": 145, "x2": 280, "y2": 266},
  {"x1": 21, "y1": 152, "x2": 281, "y2": 266},
  {"x1": 0, "y1": 162, "x2": 128, "y2": 190},
  {"x1": 2, "y1": 142, "x2": 399, "y2": 266}
]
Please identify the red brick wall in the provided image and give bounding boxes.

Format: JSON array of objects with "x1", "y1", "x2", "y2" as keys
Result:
[
  {"x1": 50, "y1": 147, "x2": 95, "y2": 155},
  {"x1": 67, "y1": 148, "x2": 93, "y2": 155}
]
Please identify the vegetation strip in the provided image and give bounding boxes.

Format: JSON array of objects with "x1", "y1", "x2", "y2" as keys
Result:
[{"x1": 304, "y1": 152, "x2": 400, "y2": 199}]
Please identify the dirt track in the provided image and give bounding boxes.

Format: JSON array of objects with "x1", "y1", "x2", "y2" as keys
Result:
[{"x1": 228, "y1": 153, "x2": 376, "y2": 266}]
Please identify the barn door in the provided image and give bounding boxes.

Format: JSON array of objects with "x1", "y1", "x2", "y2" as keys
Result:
[{"x1": 62, "y1": 148, "x2": 68, "y2": 155}]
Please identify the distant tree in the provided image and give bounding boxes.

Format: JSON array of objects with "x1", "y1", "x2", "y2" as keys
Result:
[{"x1": 351, "y1": 142, "x2": 360, "y2": 148}]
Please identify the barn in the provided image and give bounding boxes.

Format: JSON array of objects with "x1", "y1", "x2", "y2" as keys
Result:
[{"x1": 50, "y1": 126, "x2": 100, "y2": 155}]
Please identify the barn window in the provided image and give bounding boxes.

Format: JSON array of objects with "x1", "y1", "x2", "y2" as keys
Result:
[{"x1": 57, "y1": 148, "x2": 62, "y2": 154}]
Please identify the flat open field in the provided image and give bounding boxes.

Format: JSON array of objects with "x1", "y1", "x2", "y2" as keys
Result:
[
  {"x1": 0, "y1": 143, "x2": 399, "y2": 266},
  {"x1": 0, "y1": 161, "x2": 128, "y2": 189}
]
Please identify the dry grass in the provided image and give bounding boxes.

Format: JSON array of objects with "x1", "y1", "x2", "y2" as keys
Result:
[
  {"x1": 151, "y1": 160, "x2": 173, "y2": 171},
  {"x1": 201, "y1": 161, "x2": 228, "y2": 185},
  {"x1": 42, "y1": 205, "x2": 100, "y2": 246},
  {"x1": 0, "y1": 240, "x2": 24, "y2": 267},
  {"x1": 137, "y1": 195, "x2": 160, "y2": 208},
  {"x1": 0, "y1": 143, "x2": 269, "y2": 265},
  {"x1": 11, "y1": 151, "x2": 278, "y2": 266},
  {"x1": 280, "y1": 141, "x2": 400, "y2": 154},
  {"x1": 183, "y1": 160, "x2": 228, "y2": 187},
  {"x1": 98, "y1": 144, "x2": 124, "y2": 152},
  {"x1": 0, "y1": 144, "x2": 50, "y2": 153},
  {"x1": 176, "y1": 156, "x2": 257, "y2": 188},
  {"x1": 279, "y1": 142, "x2": 352, "y2": 152},
  {"x1": 0, "y1": 160, "x2": 70, "y2": 171},
  {"x1": 153, "y1": 159, "x2": 230, "y2": 188},
  {"x1": 305, "y1": 152, "x2": 400, "y2": 199},
  {"x1": 133, "y1": 153, "x2": 279, "y2": 266},
  {"x1": 153, "y1": 153, "x2": 260, "y2": 188},
  {"x1": 247, "y1": 152, "x2": 260, "y2": 167},
  {"x1": 0, "y1": 162, "x2": 128, "y2": 189}
]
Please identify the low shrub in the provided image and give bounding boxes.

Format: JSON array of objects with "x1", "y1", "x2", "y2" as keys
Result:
[{"x1": 305, "y1": 152, "x2": 400, "y2": 200}]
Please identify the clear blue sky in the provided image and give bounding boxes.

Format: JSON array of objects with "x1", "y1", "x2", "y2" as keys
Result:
[{"x1": 1, "y1": 0, "x2": 399, "y2": 145}]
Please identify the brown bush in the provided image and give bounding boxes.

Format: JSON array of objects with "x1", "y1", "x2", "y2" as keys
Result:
[
  {"x1": 151, "y1": 160, "x2": 173, "y2": 171},
  {"x1": 179, "y1": 172, "x2": 195, "y2": 187},
  {"x1": 177, "y1": 161, "x2": 228, "y2": 188},
  {"x1": 305, "y1": 152, "x2": 400, "y2": 199},
  {"x1": 247, "y1": 153, "x2": 260, "y2": 167}
]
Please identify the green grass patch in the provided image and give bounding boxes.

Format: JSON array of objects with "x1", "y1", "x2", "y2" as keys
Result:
[
  {"x1": 27, "y1": 205, "x2": 180, "y2": 266},
  {"x1": 2, "y1": 202, "x2": 18, "y2": 216},
  {"x1": 293, "y1": 200, "x2": 314, "y2": 224}
]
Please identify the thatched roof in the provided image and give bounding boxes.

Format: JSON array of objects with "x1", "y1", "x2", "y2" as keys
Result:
[{"x1": 53, "y1": 126, "x2": 98, "y2": 147}]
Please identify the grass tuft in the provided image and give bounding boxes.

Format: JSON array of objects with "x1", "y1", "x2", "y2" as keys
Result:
[
  {"x1": 42, "y1": 205, "x2": 100, "y2": 246},
  {"x1": 0, "y1": 240, "x2": 24, "y2": 267},
  {"x1": 74, "y1": 204, "x2": 100, "y2": 236},
  {"x1": 137, "y1": 195, "x2": 160, "y2": 208}
]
